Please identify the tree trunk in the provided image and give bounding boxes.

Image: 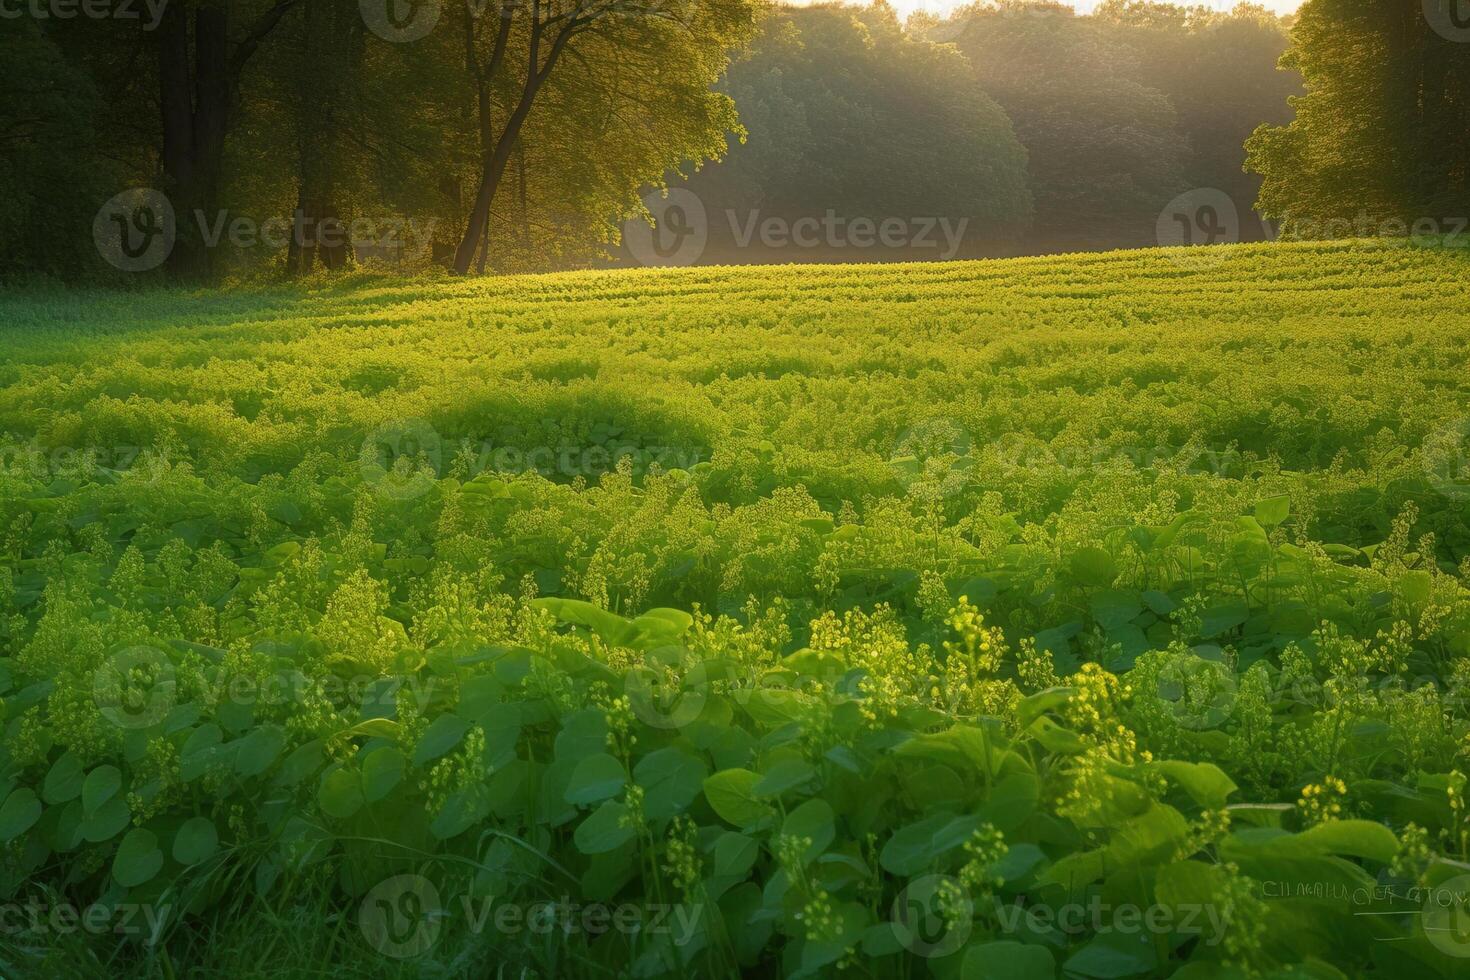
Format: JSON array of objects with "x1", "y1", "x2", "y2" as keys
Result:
[
  {"x1": 158, "y1": 4, "x2": 217, "y2": 280},
  {"x1": 287, "y1": 0, "x2": 356, "y2": 276},
  {"x1": 452, "y1": 5, "x2": 578, "y2": 277},
  {"x1": 451, "y1": 95, "x2": 540, "y2": 276},
  {"x1": 158, "y1": 0, "x2": 298, "y2": 281}
]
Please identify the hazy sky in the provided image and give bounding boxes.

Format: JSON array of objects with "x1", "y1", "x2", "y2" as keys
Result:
[{"x1": 857, "y1": 0, "x2": 1304, "y2": 18}]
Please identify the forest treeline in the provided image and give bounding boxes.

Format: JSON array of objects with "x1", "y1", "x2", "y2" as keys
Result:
[
  {"x1": 691, "y1": 0, "x2": 1300, "y2": 260},
  {"x1": 2, "y1": 0, "x2": 1467, "y2": 281}
]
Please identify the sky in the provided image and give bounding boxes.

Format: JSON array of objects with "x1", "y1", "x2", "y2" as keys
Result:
[{"x1": 846, "y1": 0, "x2": 1304, "y2": 19}]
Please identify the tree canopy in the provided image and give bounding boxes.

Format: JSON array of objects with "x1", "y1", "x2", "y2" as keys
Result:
[{"x1": 1246, "y1": 0, "x2": 1470, "y2": 237}]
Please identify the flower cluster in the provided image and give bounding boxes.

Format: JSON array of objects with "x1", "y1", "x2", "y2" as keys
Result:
[
  {"x1": 958, "y1": 824, "x2": 1008, "y2": 893},
  {"x1": 1296, "y1": 776, "x2": 1348, "y2": 827}
]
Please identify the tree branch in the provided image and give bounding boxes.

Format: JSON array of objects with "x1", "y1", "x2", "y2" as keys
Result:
[{"x1": 231, "y1": 0, "x2": 304, "y2": 80}]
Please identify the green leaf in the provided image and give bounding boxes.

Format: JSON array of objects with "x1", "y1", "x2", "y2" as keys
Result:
[
  {"x1": 712, "y1": 832, "x2": 760, "y2": 878},
  {"x1": 1199, "y1": 600, "x2": 1249, "y2": 637},
  {"x1": 532, "y1": 598, "x2": 640, "y2": 647},
  {"x1": 338, "y1": 718, "x2": 401, "y2": 740},
  {"x1": 1254, "y1": 494, "x2": 1290, "y2": 527},
  {"x1": 81, "y1": 796, "x2": 131, "y2": 843},
  {"x1": 361, "y1": 746, "x2": 406, "y2": 803},
  {"x1": 703, "y1": 769, "x2": 773, "y2": 828},
  {"x1": 82, "y1": 765, "x2": 123, "y2": 815},
  {"x1": 413, "y1": 714, "x2": 470, "y2": 766},
  {"x1": 881, "y1": 813, "x2": 979, "y2": 875},
  {"x1": 1105, "y1": 805, "x2": 1190, "y2": 866},
  {"x1": 431, "y1": 787, "x2": 489, "y2": 840},
  {"x1": 963, "y1": 940, "x2": 1056, "y2": 979},
  {"x1": 180, "y1": 723, "x2": 223, "y2": 781},
  {"x1": 173, "y1": 816, "x2": 218, "y2": 865},
  {"x1": 978, "y1": 772, "x2": 1040, "y2": 831},
  {"x1": 565, "y1": 753, "x2": 627, "y2": 806},
  {"x1": 1027, "y1": 716, "x2": 1086, "y2": 755},
  {"x1": 235, "y1": 724, "x2": 286, "y2": 778},
  {"x1": 632, "y1": 608, "x2": 694, "y2": 645},
  {"x1": 275, "y1": 738, "x2": 326, "y2": 786},
  {"x1": 574, "y1": 800, "x2": 635, "y2": 854},
  {"x1": 1090, "y1": 590, "x2": 1143, "y2": 630},
  {"x1": 992, "y1": 843, "x2": 1047, "y2": 883},
  {"x1": 1148, "y1": 761, "x2": 1238, "y2": 810},
  {"x1": 318, "y1": 767, "x2": 365, "y2": 819},
  {"x1": 780, "y1": 799, "x2": 836, "y2": 861},
  {"x1": 1017, "y1": 687, "x2": 1077, "y2": 728},
  {"x1": 633, "y1": 747, "x2": 707, "y2": 821},
  {"x1": 113, "y1": 828, "x2": 164, "y2": 888},
  {"x1": 1292, "y1": 820, "x2": 1399, "y2": 863},
  {"x1": 0, "y1": 789, "x2": 42, "y2": 841},
  {"x1": 1064, "y1": 930, "x2": 1158, "y2": 978},
  {"x1": 42, "y1": 753, "x2": 84, "y2": 805},
  {"x1": 753, "y1": 759, "x2": 816, "y2": 798},
  {"x1": 1154, "y1": 859, "x2": 1222, "y2": 909},
  {"x1": 1070, "y1": 547, "x2": 1117, "y2": 587}
]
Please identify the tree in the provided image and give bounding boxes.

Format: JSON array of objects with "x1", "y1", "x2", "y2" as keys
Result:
[
  {"x1": 1246, "y1": 0, "x2": 1470, "y2": 236},
  {"x1": 0, "y1": 23, "x2": 115, "y2": 280},
  {"x1": 930, "y1": 1, "x2": 1189, "y2": 251},
  {"x1": 283, "y1": 0, "x2": 366, "y2": 275},
  {"x1": 1094, "y1": 1, "x2": 1300, "y2": 241},
  {"x1": 686, "y1": 2, "x2": 1033, "y2": 260},
  {"x1": 448, "y1": 0, "x2": 760, "y2": 275},
  {"x1": 155, "y1": 0, "x2": 302, "y2": 279}
]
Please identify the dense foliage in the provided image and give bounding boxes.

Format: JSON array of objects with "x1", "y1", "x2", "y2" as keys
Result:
[
  {"x1": 683, "y1": 3, "x2": 1033, "y2": 260},
  {"x1": 0, "y1": 0, "x2": 761, "y2": 284},
  {"x1": 912, "y1": 0, "x2": 1300, "y2": 252},
  {"x1": 2, "y1": 0, "x2": 1309, "y2": 282},
  {"x1": 4, "y1": 241, "x2": 1470, "y2": 977},
  {"x1": 1246, "y1": 0, "x2": 1470, "y2": 238}
]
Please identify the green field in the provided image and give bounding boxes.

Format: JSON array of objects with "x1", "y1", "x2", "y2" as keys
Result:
[{"x1": 5, "y1": 239, "x2": 1470, "y2": 978}]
